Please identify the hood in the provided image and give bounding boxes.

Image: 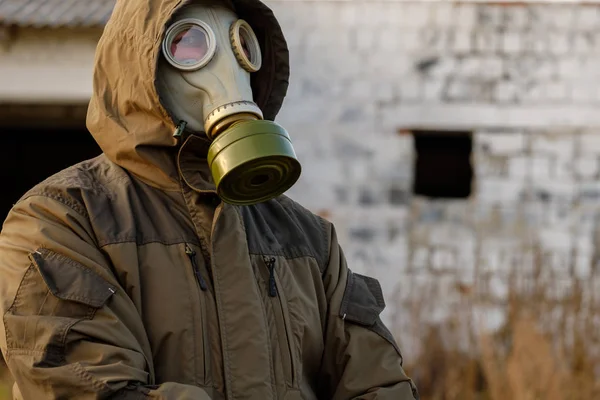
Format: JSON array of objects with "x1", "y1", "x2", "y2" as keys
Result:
[{"x1": 86, "y1": 0, "x2": 290, "y2": 191}]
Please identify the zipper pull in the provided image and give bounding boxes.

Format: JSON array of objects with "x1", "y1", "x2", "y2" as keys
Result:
[
  {"x1": 186, "y1": 244, "x2": 208, "y2": 291},
  {"x1": 265, "y1": 256, "x2": 277, "y2": 297}
]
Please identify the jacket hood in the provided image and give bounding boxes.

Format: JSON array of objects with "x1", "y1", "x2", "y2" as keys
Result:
[{"x1": 86, "y1": 0, "x2": 290, "y2": 191}]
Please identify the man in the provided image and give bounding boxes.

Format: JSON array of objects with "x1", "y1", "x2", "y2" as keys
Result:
[{"x1": 0, "y1": 0, "x2": 418, "y2": 398}]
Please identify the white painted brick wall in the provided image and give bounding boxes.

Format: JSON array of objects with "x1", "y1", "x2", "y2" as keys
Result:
[{"x1": 267, "y1": 0, "x2": 600, "y2": 338}]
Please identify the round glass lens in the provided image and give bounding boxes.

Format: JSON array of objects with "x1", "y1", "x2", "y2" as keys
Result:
[
  {"x1": 240, "y1": 33, "x2": 251, "y2": 60},
  {"x1": 169, "y1": 26, "x2": 209, "y2": 66},
  {"x1": 239, "y1": 27, "x2": 254, "y2": 63},
  {"x1": 230, "y1": 19, "x2": 261, "y2": 72}
]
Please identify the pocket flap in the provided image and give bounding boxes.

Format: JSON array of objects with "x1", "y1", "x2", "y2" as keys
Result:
[
  {"x1": 339, "y1": 270, "x2": 403, "y2": 359},
  {"x1": 29, "y1": 248, "x2": 116, "y2": 308},
  {"x1": 339, "y1": 271, "x2": 386, "y2": 326}
]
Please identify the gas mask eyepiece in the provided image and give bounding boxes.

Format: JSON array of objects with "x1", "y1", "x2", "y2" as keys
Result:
[
  {"x1": 162, "y1": 19, "x2": 216, "y2": 71},
  {"x1": 230, "y1": 19, "x2": 262, "y2": 73},
  {"x1": 159, "y1": 6, "x2": 301, "y2": 206}
]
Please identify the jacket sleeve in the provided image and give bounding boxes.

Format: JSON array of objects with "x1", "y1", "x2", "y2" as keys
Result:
[
  {"x1": 318, "y1": 224, "x2": 419, "y2": 400},
  {"x1": 0, "y1": 195, "x2": 212, "y2": 400}
]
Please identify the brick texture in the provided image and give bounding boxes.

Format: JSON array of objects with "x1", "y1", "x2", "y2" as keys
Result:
[{"x1": 266, "y1": 1, "x2": 600, "y2": 340}]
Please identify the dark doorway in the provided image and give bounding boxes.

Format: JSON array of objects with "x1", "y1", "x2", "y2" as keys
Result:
[
  {"x1": 411, "y1": 130, "x2": 473, "y2": 199},
  {"x1": 0, "y1": 125, "x2": 101, "y2": 222}
]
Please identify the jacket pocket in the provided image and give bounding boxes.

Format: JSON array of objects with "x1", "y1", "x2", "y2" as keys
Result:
[
  {"x1": 4, "y1": 248, "x2": 116, "y2": 361},
  {"x1": 185, "y1": 244, "x2": 212, "y2": 386},
  {"x1": 260, "y1": 256, "x2": 297, "y2": 388},
  {"x1": 339, "y1": 270, "x2": 403, "y2": 360}
]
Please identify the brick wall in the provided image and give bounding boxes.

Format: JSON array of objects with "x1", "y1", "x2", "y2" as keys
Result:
[{"x1": 267, "y1": 0, "x2": 600, "y2": 353}]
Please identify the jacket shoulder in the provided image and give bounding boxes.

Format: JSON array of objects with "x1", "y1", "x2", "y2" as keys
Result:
[
  {"x1": 238, "y1": 195, "x2": 331, "y2": 273},
  {"x1": 17, "y1": 155, "x2": 128, "y2": 218}
]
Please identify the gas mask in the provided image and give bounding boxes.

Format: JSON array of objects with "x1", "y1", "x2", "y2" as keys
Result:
[{"x1": 157, "y1": 2, "x2": 301, "y2": 205}]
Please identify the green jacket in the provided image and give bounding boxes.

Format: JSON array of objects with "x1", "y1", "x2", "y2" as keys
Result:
[{"x1": 0, "y1": 0, "x2": 418, "y2": 398}]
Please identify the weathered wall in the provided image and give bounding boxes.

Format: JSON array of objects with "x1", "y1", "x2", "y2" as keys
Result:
[
  {"x1": 0, "y1": 27, "x2": 100, "y2": 102},
  {"x1": 267, "y1": 0, "x2": 600, "y2": 354}
]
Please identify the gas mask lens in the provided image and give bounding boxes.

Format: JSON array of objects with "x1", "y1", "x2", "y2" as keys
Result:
[
  {"x1": 162, "y1": 19, "x2": 216, "y2": 71},
  {"x1": 230, "y1": 20, "x2": 262, "y2": 72}
]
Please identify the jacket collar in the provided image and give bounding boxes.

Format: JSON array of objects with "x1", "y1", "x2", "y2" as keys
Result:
[{"x1": 177, "y1": 134, "x2": 217, "y2": 194}]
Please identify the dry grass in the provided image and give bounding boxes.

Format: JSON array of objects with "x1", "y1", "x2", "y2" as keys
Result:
[{"x1": 403, "y1": 262, "x2": 600, "y2": 400}]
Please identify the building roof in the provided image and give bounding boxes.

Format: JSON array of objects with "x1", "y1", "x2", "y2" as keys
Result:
[{"x1": 0, "y1": 0, "x2": 116, "y2": 28}]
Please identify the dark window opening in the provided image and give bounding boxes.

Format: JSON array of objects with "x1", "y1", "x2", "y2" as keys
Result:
[
  {"x1": 0, "y1": 123, "x2": 101, "y2": 222},
  {"x1": 411, "y1": 130, "x2": 473, "y2": 199}
]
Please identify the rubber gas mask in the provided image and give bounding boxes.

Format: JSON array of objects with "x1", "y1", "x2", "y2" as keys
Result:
[{"x1": 157, "y1": 3, "x2": 301, "y2": 205}]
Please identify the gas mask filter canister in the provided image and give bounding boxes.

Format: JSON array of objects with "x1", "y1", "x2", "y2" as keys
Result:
[{"x1": 158, "y1": 5, "x2": 301, "y2": 205}]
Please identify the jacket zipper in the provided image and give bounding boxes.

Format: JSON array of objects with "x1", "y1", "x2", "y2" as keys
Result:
[
  {"x1": 262, "y1": 256, "x2": 296, "y2": 387},
  {"x1": 185, "y1": 243, "x2": 211, "y2": 385},
  {"x1": 265, "y1": 256, "x2": 277, "y2": 297},
  {"x1": 186, "y1": 244, "x2": 208, "y2": 291}
]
